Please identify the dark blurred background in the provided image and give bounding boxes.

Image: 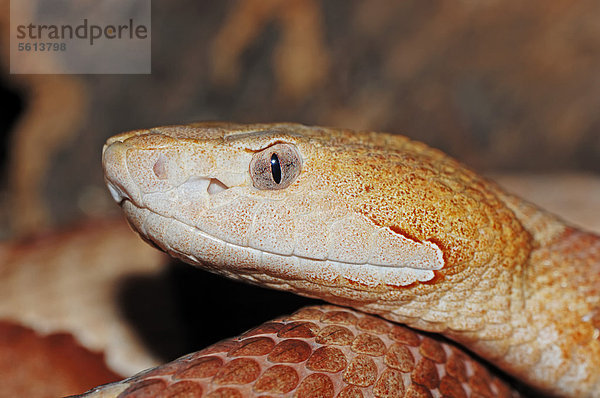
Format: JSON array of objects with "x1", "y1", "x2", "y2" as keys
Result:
[{"x1": 1, "y1": 0, "x2": 599, "y2": 238}]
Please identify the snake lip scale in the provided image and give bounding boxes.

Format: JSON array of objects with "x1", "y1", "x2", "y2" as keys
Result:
[
  {"x1": 89, "y1": 122, "x2": 600, "y2": 397},
  {"x1": 110, "y1": 196, "x2": 446, "y2": 292}
]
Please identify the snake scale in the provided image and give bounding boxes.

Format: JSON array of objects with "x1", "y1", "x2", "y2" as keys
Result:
[{"x1": 79, "y1": 122, "x2": 600, "y2": 397}]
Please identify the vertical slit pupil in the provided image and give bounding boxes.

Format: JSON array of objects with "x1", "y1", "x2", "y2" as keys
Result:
[{"x1": 270, "y1": 153, "x2": 282, "y2": 184}]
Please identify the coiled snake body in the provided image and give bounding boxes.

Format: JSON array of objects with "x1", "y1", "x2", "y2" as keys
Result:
[{"x1": 83, "y1": 123, "x2": 600, "y2": 397}]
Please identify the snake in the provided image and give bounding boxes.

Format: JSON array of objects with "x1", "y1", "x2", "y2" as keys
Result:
[{"x1": 79, "y1": 122, "x2": 600, "y2": 397}]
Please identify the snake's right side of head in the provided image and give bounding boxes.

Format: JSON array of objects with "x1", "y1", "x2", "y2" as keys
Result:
[{"x1": 102, "y1": 122, "x2": 532, "y2": 325}]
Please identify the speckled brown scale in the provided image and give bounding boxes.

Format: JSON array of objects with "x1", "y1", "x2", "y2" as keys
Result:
[
  {"x1": 373, "y1": 369, "x2": 405, "y2": 397},
  {"x1": 82, "y1": 305, "x2": 522, "y2": 398},
  {"x1": 384, "y1": 343, "x2": 416, "y2": 372},
  {"x1": 173, "y1": 356, "x2": 223, "y2": 380},
  {"x1": 254, "y1": 365, "x2": 299, "y2": 393},
  {"x1": 343, "y1": 355, "x2": 378, "y2": 387},
  {"x1": 419, "y1": 338, "x2": 446, "y2": 363},
  {"x1": 267, "y1": 339, "x2": 312, "y2": 363},
  {"x1": 119, "y1": 378, "x2": 167, "y2": 397},
  {"x1": 197, "y1": 341, "x2": 240, "y2": 356},
  {"x1": 316, "y1": 325, "x2": 355, "y2": 346},
  {"x1": 213, "y1": 358, "x2": 261, "y2": 385},
  {"x1": 160, "y1": 380, "x2": 204, "y2": 397},
  {"x1": 357, "y1": 316, "x2": 391, "y2": 335},
  {"x1": 446, "y1": 351, "x2": 468, "y2": 383},
  {"x1": 229, "y1": 337, "x2": 276, "y2": 357},
  {"x1": 439, "y1": 376, "x2": 466, "y2": 398},
  {"x1": 287, "y1": 308, "x2": 324, "y2": 321},
  {"x1": 411, "y1": 358, "x2": 439, "y2": 390},
  {"x1": 389, "y1": 326, "x2": 420, "y2": 346},
  {"x1": 337, "y1": 385, "x2": 364, "y2": 398},
  {"x1": 205, "y1": 387, "x2": 242, "y2": 398},
  {"x1": 277, "y1": 322, "x2": 319, "y2": 338},
  {"x1": 351, "y1": 333, "x2": 386, "y2": 356},
  {"x1": 405, "y1": 383, "x2": 433, "y2": 398},
  {"x1": 322, "y1": 311, "x2": 360, "y2": 326},
  {"x1": 242, "y1": 323, "x2": 284, "y2": 338},
  {"x1": 306, "y1": 346, "x2": 348, "y2": 372}
]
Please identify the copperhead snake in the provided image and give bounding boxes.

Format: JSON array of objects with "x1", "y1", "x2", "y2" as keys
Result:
[{"x1": 78, "y1": 122, "x2": 599, "y2": 397}]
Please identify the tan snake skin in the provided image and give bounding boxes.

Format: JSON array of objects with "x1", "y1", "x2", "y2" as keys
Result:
[{"x1": 84, "y1": 122, "x2": 599, "y2": 397}]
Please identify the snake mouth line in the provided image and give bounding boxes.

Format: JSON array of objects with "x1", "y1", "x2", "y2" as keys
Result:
[
  {"x1": 106, "y1": 174, "x2": 229, "y2": 207},
  {"x1": 207, "y1": 178, "x2": 228, "y2": 195}
]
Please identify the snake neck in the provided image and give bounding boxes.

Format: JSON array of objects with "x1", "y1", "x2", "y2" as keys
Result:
[
  {"x1": 454, "y1": 188, "x2": 600, "y2": 395},
  {"x1": 351, "y1": 186, "x2": 600, "y2": 395}
]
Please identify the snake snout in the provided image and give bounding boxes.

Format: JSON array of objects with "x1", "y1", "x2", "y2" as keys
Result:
[{"x1": 103, "y1": 141, "x2": 143, "y2": 206}]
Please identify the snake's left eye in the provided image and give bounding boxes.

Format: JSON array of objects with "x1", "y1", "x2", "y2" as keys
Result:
[{"x1": 250, "y1": 143, "x2": 301, "y2": 190}]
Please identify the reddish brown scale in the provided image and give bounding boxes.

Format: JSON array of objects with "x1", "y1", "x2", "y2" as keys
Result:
[
  {"x1": 469, "y1": 365, "x2": 495, "y2": 397},
  {"x1": 405, "y1": 383, "x2": 433, "y2": 398},
  {"x1": 373, "y1": 369, "x2": 405, "y2": 397},
  {"x1": 306, "y1": 346, "x2": 347, "y2": 372},
  {"x1": 356, "y1": 315, "x2": 391, "y2": 334},
  {"x1": 196, "y1": 340, "x2": 240, "y2": 355},
  {"x1": 81, "y1": 305, "x2": 523, "y2": 398},
  {"x1": 277, "y1": 322, "x2": 319, "y2": 338},
  {"x1": 173, "y1": 356, "x2": 224, "y2": 380},
  {"x1": 446, "y1": 351, "x2": 469, "y2": 383},
  {"x1": 242, "y1": 323, "x2": 284, "y2": 338},
  {"x1": 337, "y1": 385, "x2": 364, "y2": 398},
  {"x1": 213, "y1": 358, "x2": 261, "y2": 384},
  {"x1": 161, "y1": 380, "x2": 204, "y2": 397},
  {"x1": 389, "y1": 325, "x2": 420, "y2": 346},
  {"x1": 439, "y1": 376, "x2": 467, "y2": 398},
  {"x1": 384, "y1": 344, "x2": 416, "y2": 372},
  {"x1": 287, "y1": 307, "x2": 324, "y2": 321},
  {"x1": 205, "y1": 387, "x2": 242, "y2": 398},
  {"x1": 254, "y1": 365, "x2": 299, "y2": 393},
  {"x1": 419, "y1": 337, "x2": 446, "y2": 363},
  {"x1": 411, "y1": 358, "x2": 440, "y2": 389},
  {"x1": 295, "y1": 373, "x2": 335, "y2": 397},
  {"x1": 351, "y1": 333, "x2": 387, "y2": 356},
  {"x1": 344, "y1": 355, "x2": 379, "y2": 387},
  {"x1": 267, "y1": 339, "x2": 312, "y2": 363},
  {"x1": 322, "y1": 310, "x2": 359, "y2": 326},
  {"x1": 316, "y1": 325, "x2": 355, "y2": 345},
  {"x1": 119, "y1": 378, "x2": 167, "y2": 397},
  {"x1": 228, "y1": 337, "x2": 275, "y2": 357}
]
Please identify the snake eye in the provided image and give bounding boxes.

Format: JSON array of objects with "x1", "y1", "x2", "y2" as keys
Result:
[{"x1": 250, "y1": 143, "x2": 301, "y2": 190}]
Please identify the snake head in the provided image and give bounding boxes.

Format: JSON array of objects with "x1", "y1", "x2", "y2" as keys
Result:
[{"x1": 103, "y1": 122, "x2": 530, "y2": 321}]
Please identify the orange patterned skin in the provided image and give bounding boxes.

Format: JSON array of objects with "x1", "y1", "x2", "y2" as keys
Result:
[
  {"x1": 99, "y1": 123, "x2": 600, "y2": 396},
  {"x1": 76, "y1": 306, "x2": 522, "y2": 398}
]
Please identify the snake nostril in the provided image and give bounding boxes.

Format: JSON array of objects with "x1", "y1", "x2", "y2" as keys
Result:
[{"x1": 207, "y1": 178, "x2": 228, "y2": 195}]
